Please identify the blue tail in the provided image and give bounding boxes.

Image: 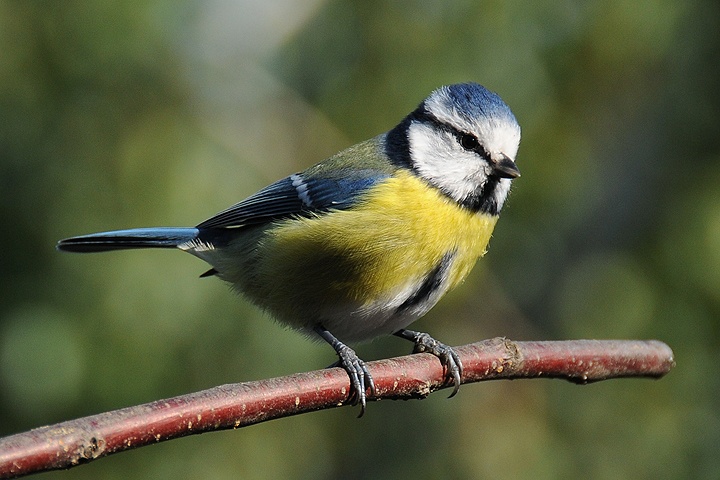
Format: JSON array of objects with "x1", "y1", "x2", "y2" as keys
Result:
[{"x1": 57, "y1": 227, "x2": 199, "y2": 253}]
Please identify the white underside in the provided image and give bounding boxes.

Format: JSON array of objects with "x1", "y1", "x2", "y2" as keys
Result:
[{"x1": 311, "y1": 277, "x2": 451, "y2": 343}]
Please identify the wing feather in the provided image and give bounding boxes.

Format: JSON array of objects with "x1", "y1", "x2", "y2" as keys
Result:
[{"x1": 196, "y1": 170, "x2": 390, "y2": 229}]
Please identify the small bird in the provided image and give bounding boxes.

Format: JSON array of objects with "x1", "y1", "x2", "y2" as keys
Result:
[{"x1": 58, "y1": 83, "x2": 521, "y2": 414}]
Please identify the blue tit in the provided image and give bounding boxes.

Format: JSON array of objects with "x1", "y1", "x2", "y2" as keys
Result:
[{"x1": 58, "y1": 82, "x2": 521, "y2": 414}]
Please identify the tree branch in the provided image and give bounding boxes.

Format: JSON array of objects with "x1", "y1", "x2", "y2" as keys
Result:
[{"x1": 0, "y1": 338, "x2": 674, "y2": 479}]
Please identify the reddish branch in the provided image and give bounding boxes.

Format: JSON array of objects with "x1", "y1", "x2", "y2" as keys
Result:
[{"x1": 0, "y1": 338, "x2": 674, "y2": 479}]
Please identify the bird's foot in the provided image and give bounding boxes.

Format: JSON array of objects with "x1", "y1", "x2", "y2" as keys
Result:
[
  {"x1": 394, "y1": 329, "x2": 463, "y2": 397},
  {"x1": 315, "y1": 326, "x2": 375, "y2": 417}
]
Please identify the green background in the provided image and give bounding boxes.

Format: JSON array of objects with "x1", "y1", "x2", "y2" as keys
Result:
[{"x1": 1, "y1": 1, "x2": 718, "y2": 478}]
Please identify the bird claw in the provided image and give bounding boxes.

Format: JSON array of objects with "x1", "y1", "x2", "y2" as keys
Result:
[
  {"x1": 396, "y1": 329, "x2": 463, "y2": 397},
  {"x1": 333, "y1": 343, "x2": 375, "y2": 416},
  {"x1": 316, "y1": 326, "x2": 375, "y2": 417}
]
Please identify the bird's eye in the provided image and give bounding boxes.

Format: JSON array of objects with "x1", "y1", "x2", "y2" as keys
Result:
[{"x1": 460, "y1": 133, "x2": 479, "y2": 150}]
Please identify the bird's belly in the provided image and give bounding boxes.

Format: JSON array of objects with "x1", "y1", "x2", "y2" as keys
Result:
[{"x1": 225, "y1": 172, "x2": 499, "y2": 342}]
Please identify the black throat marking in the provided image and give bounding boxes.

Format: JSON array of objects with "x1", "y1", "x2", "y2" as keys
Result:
[
  {"x1": 385, "y1": 105, "x2": 505, "y2": 216},
  {"x1": 395, "y1": 250, "x2": 455, "y2": 315}
]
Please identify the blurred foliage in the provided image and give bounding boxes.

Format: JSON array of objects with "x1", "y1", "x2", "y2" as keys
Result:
[{"x1": 1, "y1": 1, "x2": 719, "y2": 478}]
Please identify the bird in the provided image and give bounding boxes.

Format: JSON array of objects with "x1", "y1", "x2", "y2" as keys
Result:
[{"x1": 57, "y1": 82, "x2": 521, "y2": 415}]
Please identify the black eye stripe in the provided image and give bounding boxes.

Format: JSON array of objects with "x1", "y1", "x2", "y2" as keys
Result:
[
  {"x1": 459, "y1": 132, "x2": 490, "y2": 160},
  {"x1": 411, "y1": 109, "x2": 490, "y2": 160}
]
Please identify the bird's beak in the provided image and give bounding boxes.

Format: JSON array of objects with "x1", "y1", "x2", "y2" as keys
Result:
[{"x1": 493, "y1": 154, "x2": 521, "y2": 179}]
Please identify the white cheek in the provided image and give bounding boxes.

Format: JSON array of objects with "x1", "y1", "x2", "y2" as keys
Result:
[{"x1": 408, "y1": 123, "x2": 485, "y2": 201}]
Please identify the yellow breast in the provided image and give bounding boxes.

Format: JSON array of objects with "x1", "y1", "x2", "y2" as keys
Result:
[{"x1": 249, "y1": 170, "x2": 498, "y2": 332}]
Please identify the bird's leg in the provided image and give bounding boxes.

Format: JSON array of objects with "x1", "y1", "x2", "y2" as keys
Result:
[
  {"x1": 394, "y1": 328, "x2": 463, "y2": 397},
  {"x1": 314, "y1": 325, "x2": 375, "y2": 417}
]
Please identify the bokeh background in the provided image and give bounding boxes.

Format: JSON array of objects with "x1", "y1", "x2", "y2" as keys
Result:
[{"x1": 1, "y1": 1, "x2": 718, "y2": 478}]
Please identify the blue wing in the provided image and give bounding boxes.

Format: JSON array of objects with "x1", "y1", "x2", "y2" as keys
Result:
[{"x1": 196, "y1": 169, "x2": 390, "y2": 229}]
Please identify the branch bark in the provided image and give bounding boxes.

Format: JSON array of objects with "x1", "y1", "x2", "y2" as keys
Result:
[{"x1": 0, "y1": 338, "x2": 674, "y2": 479}]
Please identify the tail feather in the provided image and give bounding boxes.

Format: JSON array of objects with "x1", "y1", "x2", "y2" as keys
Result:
[{"x1": 57, "y1": 227, "x2": 199, "y2": 253}]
